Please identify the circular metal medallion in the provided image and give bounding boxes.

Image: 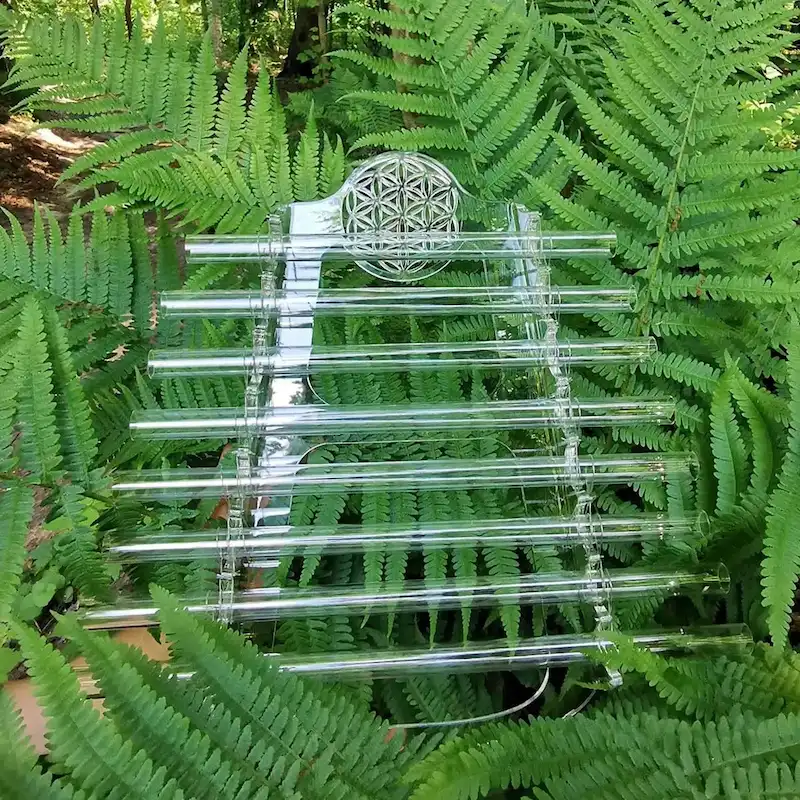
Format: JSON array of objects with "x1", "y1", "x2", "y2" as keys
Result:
[{"x1": 341, "y1": 152, "x2": 460, "y2": 282}]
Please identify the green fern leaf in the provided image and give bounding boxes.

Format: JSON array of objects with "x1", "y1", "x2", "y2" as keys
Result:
[
  {"x1": 15, "y1": 296, "x2": 61, "y2": 481},
  {"x1": 11, "y1": 619, "x2": 184, "y2": 800},
  {"x1": 64, "y1": 206, "x2": 86, "y2": 302},
  {"x1": 710, "y1": 374, "x2": 748, "y2": 515},
  {"x1": 0, "y1": 692, "x2": 75, "y2": 799},
  {"x1": 151, "y1": 585, "x2": 422, "y2": 800},
  {"x1": 0, "y1": 484, "x2": 34, "y2": 642},
  {"x1": 187, "y1": 32, "x2": 217, "y2": 152},
  {"x1": 49, "y1": 484, "x2": 110, "y2": 599},
  {"x1": 41, "y1": 305, "x2": 97, "y2": 480},
  {"x1": 164, "y1": 22, "x2": 192, "y2": 137},
  {"x1": 1, "y1": 208, "x2": 32, "y2": 284},
  {"x1": 761, "y1": 328, "x2": 800, "y2": 648},
  {"x1": 58, "y1": 615, "x2": 260, "y2": 800},
  {"x1": 214, "y1": 46, "x2": 248, "y2": 160}
]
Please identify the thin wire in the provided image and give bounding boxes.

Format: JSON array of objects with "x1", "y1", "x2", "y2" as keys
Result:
[
  {"x1": 389, "y1": 667, "x2": 550, "y2": 730},
  {"x1": 562, "y1": 689, "x2": 597, "y2": 718}
]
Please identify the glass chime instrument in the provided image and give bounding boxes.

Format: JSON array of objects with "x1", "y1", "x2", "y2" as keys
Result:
[{"x1": 84, "y1": 152, "x2": 745, "y2": 682}]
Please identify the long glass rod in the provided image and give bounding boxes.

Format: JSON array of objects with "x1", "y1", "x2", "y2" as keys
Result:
[
  {"x1": 148, "y1": 338, "x2": 658, "y2": 379},
  {"x1": 130, "y1": 398, "x2": 675, "y2": 440},
  {"x1": 112, "y1": 453, "x2": 694, "y2": 500},
  {"x1": 159, "y1": 286, "x2": 636, "y2": 318},
  {"x1": 272, "y1": 625, "x2": 749, "y2": 678},
  {"x1": 106, "y1": 513, "x2": 703, "y2": 563},
  {"x1": 74, "y1": 625, "x2": 749, "y2": 692},
  {"x1": 79, "y1": 566, "x2": 728, "y2": 629},
  {"x1": 184, "y1": 231, "x2": 617, "y2": 263}
]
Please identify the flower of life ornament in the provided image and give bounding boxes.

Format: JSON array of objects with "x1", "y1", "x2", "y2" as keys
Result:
[{"x1": 341, "y1": 152, "x2": 461, "y2": 282}]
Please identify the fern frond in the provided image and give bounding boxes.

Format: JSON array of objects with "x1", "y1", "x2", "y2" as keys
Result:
[
  {"x1": 58, "y1": 616, "x2": 261, "y2": 800},
  {"x1": 409, "y1": 701, "x2": 800, "y2": 800},
  {"x1": 41, "y1": 305, "x2": 97, "y2": 481},
  {"x1": 710, "y1": 375, "x2": 748, "y2": 515},
  {"x1": 49, "y1": 485, "x2": 111, "y2": 599},
  {"x1": 333, "y1": 2, "x2": 559, "y2": 193},
  {"x1": 14, "y1": 296, "x2": 61, "y2": 481},
  {"x1": 293, "y1": 103, "x2": 320, "y2": 201},
  {"x1": 11, "y1": 619, "x2": 183, "y2": 800},
  {"x1": 151, "y1": 585, "x2": 423, "y2": 799},
  {"x1": 0, "y1": 484, "x2": 34, "y2": 641},
  {"x1": 0, "y1": 692, "x2": 76, "y2": 799},
  {"x1": 761, "y1": 328, "x2": 800, "y2": 648},
  {"x1": 600, "y1": 638, "x2": 800, "y2": 721},
  {"x1": 634, "y1": 352, "x2": 721, "y2": 393}
]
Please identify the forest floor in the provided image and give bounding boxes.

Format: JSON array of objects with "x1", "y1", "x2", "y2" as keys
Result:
[{"x1": 0, "y1": 112, "x2": 99, "y2": 234}]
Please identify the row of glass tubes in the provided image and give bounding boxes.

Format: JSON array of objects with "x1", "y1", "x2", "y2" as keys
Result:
[{"x1": 86, "y1": 229, "x2": 740, "y2": 670}]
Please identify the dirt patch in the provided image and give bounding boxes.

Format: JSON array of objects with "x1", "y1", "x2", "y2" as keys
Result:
[{"x1": 0, "y1": 115, "x2": 100, "y2": 233}]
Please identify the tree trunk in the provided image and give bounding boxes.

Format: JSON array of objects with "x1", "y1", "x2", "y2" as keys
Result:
[
  {"x1": 279, "y1": 4, "x2": 316, "y2": 80},
  {"x1": 390, "y1": 3, "x2": 417, "y2": 129},
  {"x1": 87, "y1": 0, "x2": 100, "y2": 14},
  {"x1": 209, "y1": 0, "x2": 224, "y2": 65},
  {"x1": 316, "y1": 0, "x2": 329, "y2": 59},
  {"x1": 237, "y1": 0, "x2": 261, "y2": 54},
  {"x1": 124, "y1": 0, "x2": 133, "y2": 37},
  {"x1": 238, "y1": 0, "x2": 249, "y2": 53}
]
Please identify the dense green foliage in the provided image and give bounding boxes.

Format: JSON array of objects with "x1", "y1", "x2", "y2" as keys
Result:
[{"x1": 0, "y1": 0, "x2": 799, "y2": 796}]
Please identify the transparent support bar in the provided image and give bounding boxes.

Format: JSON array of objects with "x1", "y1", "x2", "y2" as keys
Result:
[
  {"x1": 106, "y1": 513, "x2": 705, "y2": 563},
  {"x1": 274, "y1": 625, "x2": 749, "y2": 678},
  {"x1": 78, "y1": 565, "x2": 729, "y2": 629},
  {"x1": 148, "y1": 338, "x2": 658, "y2": 379},
  {"x1": 130, "y1": 398, "x2": 676, "y2": 440},
  {"x1": 112, "y1": 452, "x2": 694, "y2": 500},
  {"x1": 159, "y1": 286, "x2": 636, "y2": 319},
  {"x1": 184, "y1": 231, "x2": 617, "y2": 263}
]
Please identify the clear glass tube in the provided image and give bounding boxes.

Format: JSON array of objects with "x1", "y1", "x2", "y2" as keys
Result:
[
  {"x1": 158, "y1": 286, "x2": 636, "y2": 319},
  {"x1": 148, "y1": 338, "x2": 658, "y2": 379},
  {"x1": 112, "y1": 452, "x2": 694, "y2": 500},
  {"x1": 78, "y1": 565, "x2": 728, "y2": 629},
  {"x1": 106, "y1": 513, "x2": 705, "y2": 563},
  {"x1": 74, "y1": 625, "x2": 749, "y2": 692},
  {"x1": 272, "y1": 625, "x2": 749, "y2": 677},
  {"x1": 183, "y1": 231, "x2": 617, "y2": 263},
  {"x1": 130, "y1": 398, "x2": 675, "y2": 440}
]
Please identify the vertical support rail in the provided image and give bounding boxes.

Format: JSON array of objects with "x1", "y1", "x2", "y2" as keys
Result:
[
  {"x1": 513, "y1": 207, "x2": 621, "y2": 687},
  {"x1": 251, "y1": 206, "x2": 325, "y2": 531}
]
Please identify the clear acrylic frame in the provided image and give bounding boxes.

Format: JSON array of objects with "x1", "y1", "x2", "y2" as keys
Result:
[{"x1": 86, "y1": 152, "x2": 741, "y2": 681}]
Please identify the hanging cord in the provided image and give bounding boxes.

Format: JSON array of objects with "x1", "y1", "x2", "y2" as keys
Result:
[{"x1": 389, "y1": 668, "x2": 550, "y2": 730}]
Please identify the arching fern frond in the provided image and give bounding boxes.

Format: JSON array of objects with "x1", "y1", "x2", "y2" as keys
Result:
[
  {"x1": 11, "y1": 619, "x2": 184, "y2": 800},
  {"x1": 151, "y1": 585, "x2": 426, "y2": 799},
  {"x1": 0, "y1": 9, "x2": 339, "y2": 232},
  {"x1": 332, "y1": 0, "x2": 560, "y2": 196},
  {"x1": 537, "y1": 0, "x2": 800, "y2": 455}
]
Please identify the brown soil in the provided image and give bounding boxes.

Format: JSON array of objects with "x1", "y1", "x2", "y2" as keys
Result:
[{"x1": 0, "y1": 114, "x2": 99, "y2": 233}]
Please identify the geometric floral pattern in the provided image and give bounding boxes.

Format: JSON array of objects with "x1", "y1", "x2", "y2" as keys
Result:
[{"x1": 341, "y1": 152, "x2": 460, "y2": 282}]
